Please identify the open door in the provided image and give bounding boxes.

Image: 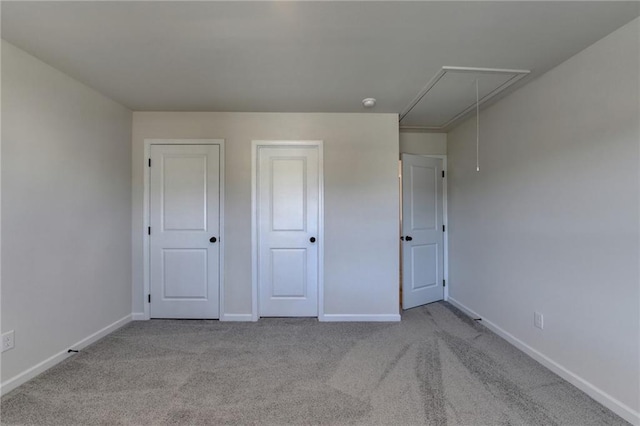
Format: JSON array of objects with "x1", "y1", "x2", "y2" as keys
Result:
[{"x1": 401, "y1": 154, "x2": 444, "y2": 309}]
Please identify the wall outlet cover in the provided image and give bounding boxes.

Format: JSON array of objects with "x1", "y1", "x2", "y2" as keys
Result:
[
  {"x1": 534, "y1": 312, "x2": 544, "y2": 330},
  {"x1": 2, "y1": 330, "x2": 15, "y2": 352}
]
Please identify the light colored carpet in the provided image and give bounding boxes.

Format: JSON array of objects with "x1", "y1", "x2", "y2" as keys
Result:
[{"x1": 0, "y1": 302, "x2": 628, "y2": 425}]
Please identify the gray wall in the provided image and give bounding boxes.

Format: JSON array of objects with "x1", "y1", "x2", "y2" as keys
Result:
[
  {"x1": 132, "y1": 112, "x2": 400, "y2": 318},
  {"x1": 447, "y1": 18, "x2": 639, "y2": 414},
  {"x1": 1, "y1": 42, "x2": 133, "y2": 382},
  {"x1": 399, "y1": 132, "x2": 446, "y2": 155}
]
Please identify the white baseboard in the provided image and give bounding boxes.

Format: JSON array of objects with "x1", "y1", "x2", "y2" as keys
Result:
[
  {"x1": 320, "y1": 314, "x2": 401, "y2": 322},
  {"x1": 220, "y1": 313, "x2": 253, "y2": 322},
  {"x1": 131, "y1": 312, "x2": 146, "y2": 321},
  {"x1": 447, "y1": 297, "x2": 640, "y2": 426},
  {"x1": 0, "y1": 314, "x2": 132, "y2": 397}
]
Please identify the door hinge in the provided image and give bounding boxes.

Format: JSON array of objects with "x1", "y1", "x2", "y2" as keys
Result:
[
  {"x1": 443, "y1": 279, "x2": 446, "y2": 287},
  {"x1": 148, "y1": 294, "x2": 151, "y2": 303},
  {"x1": 442, "y1": 170, "x2": 445, "y2": 178},
  {"x1": 148, "y1": 158, "x2": 151, "y2": 167},
  {"x1": 148, "y1": 227, "x2": 151, "y2": 235},
  {"x1": 442, "y1": 225, "x2": 446, "y2": 232}
]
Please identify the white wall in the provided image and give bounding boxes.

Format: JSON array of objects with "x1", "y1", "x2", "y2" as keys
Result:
[
  {"x1": 132, "y1": 113, "x2": 400, "y2": 319},
  {"x1": 399, "y1": 132, "x2": 446, "y2": 155},
  {"x1": 1, "y1": 42, "x2": 133, "y2": 385},
  {"x1": 447, "y1": 19, "x2": 639, "y2": 422}
]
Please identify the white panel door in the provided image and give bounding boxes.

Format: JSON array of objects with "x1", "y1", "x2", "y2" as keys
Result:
[
  {"x1": 257, "y1": 145, "x2": 320, "y2": 317},
  {"x1": 401, "y1": 154, "x2": 444, "y2": 309},
  {"x1": 150, "y1": 144, "x2": 220, "y2": 318}
]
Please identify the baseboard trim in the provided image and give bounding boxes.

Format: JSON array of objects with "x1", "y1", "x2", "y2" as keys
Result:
[
  {"x1": 220, "y1": 313, "x2": 253, "y2": 322},
  {"x1": 131, "y1": 312, "x2": 146, "y2": 321},
  {"x1": 447, "y1": 297, "x2": 640, "y2": 426},
  {"x1": 0, "y1": 314, "x2": 132, "y2": 397},
  {"x1": 320, "y1": 314, "x2": 401, "y2": 322}
]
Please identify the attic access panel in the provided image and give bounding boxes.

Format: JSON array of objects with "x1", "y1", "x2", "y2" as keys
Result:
[{"x1": 400, "y1": 67, "x2": 530, "y2": 130}]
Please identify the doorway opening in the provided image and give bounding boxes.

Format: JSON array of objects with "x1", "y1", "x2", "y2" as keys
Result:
[
  {"x1": 143, "y1": 139, "x2": 225, "y2": 320},
  {"x1": 251, "y1": 141, "x2": 324, "y2": 321},
  {"x1": 399, "y1": 154, "x2": 448, "y2": 310}
]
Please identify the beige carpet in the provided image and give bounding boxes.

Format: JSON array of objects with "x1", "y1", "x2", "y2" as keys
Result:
[{"x1": 0, "y1": 302, "x2": 628, "y2": 425}]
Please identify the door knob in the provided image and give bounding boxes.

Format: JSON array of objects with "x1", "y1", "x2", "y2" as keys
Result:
[
  {"x1": 310, "y1": 237, "x2": 316, "y2": 243},
  {"x1": 209, "y1": 237, "x2": 217, "y2": 243},
  {"x1": 405, "y1": 236, "x2": 413, "y2": 241}
]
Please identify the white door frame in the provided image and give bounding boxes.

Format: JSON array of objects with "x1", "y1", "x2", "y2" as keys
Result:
[
  {"x1": 400, "y1": 154, "x2": 449, "y2": 303},
  {"x1": 142, "y1": 139, "x2": 225, "y2": 320},
  {"x1": 251, "y1": 140, "x2": 324, "y2": 321}
]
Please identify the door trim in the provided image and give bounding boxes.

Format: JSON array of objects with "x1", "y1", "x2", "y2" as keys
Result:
[
  {"x1": 142, "y1": 139, "x2": 225, "y2": 321},
  {"x1": 251, "y1": 140, "x2": 324, "y2": 322}
]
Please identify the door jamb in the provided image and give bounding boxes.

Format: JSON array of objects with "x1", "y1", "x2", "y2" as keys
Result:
[
  {"x1": 251, "y1": 140, "x2": 325, "y2": 322},
  {"x1": 400, "y1": 154, "x2": 449, "y2": 302},
  {"x1": 142, "y1": 139, "x2": 225, "y2": 320}
]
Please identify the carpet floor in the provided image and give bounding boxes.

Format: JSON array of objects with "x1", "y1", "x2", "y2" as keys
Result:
[{"x1": 0, "y1": 302, "x2": 628, "y2": 425}]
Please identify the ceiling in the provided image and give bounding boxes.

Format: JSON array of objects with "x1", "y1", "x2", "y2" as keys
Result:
[{"x1": 2, "y1": 1, "x2": 638, "y2": 129}]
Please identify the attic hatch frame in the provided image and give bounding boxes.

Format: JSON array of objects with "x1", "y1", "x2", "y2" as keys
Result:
[{"x1": 399, "y1": 66, "x2": 531, "y2": 131}]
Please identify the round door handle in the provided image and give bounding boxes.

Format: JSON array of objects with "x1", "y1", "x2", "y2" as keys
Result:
[
  {"x1": 209, "y1": 237, "x2": 217, "y2": 243},
  {"x1": 310, "y1": 237, "x2": 316, "y2": 243},
  {"x1": 405, "y1": 236, "x2": 413, "y2": 241}
]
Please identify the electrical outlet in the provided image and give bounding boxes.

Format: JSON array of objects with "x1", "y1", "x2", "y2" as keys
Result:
[
  {"x1": 2, "y1": 330, "x2": 15, "y2": 352},
  {"x1": 534, "y1": 312, "x2": 544, "y2": 330}
]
